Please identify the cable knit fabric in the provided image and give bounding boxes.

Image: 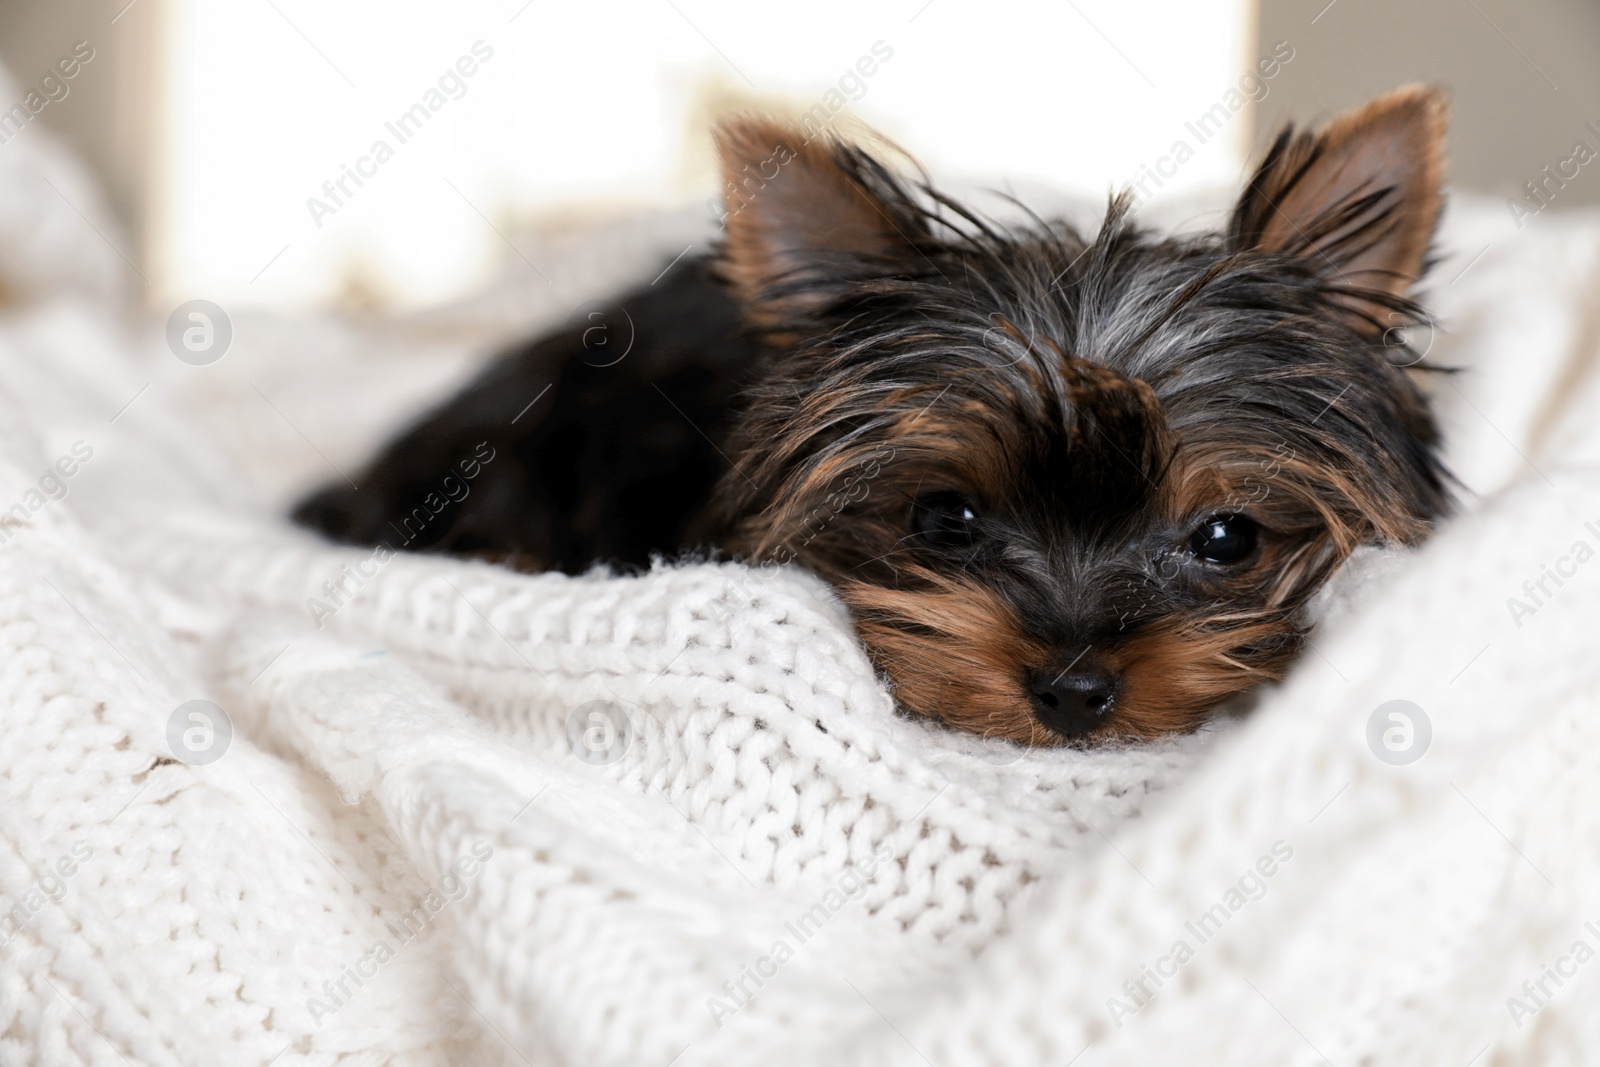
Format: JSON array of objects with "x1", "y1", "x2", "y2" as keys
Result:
[{"x1": 2, "y1": 92, "x2": 1600, "y2": 1066}]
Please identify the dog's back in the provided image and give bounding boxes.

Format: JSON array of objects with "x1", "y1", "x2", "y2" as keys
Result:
[{"x1": 293, "y1": 258, "x2": 756, "y2": 572}]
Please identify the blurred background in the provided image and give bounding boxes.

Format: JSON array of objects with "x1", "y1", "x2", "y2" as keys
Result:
[{"x1": 0, "y1": 0, "x2": 1595, "y2": 313}]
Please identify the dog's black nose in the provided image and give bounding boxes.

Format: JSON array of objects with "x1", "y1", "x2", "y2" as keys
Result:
[{"x1": 1029, "y1": 662, "x2": 1121, "y2": 739}]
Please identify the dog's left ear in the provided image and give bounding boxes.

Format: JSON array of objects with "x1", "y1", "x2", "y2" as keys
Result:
[
  {"x1": 1230, "y1": 84, "x2": 1447, "y2": 330},
  {"x1": 714, "y1": 117, "x2": 921, "y2": 330}
]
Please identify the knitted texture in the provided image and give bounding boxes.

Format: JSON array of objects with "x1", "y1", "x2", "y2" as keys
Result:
[{"x1": 2, "y1": 97, "x2": 1600, "y2": 1065}]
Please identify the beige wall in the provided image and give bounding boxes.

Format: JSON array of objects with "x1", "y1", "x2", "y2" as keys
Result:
[
  {"x1": 1256, "y1": 0, "x2": 1600, "y2": 206},
  {"x1": 0, "y1": 0, "x2": 161, "y2": 265}
]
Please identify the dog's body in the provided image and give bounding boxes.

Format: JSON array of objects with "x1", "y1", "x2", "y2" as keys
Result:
[
  {"x1": 296, "y1": 259, "x2": 756, "y2": 572},
  {"x1": 297, "y1": 86, "x2": 1452, "y2": 745}
]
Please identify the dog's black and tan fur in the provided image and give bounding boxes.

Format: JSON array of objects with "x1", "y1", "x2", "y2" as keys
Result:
[{"x1": 296, "y1": 85, "x2": 1452, "y2": 745}]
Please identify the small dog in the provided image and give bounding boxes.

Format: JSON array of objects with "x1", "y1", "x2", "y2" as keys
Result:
[{"x1": 296, "y1": 85, "x2": 1451, "y2": 745}]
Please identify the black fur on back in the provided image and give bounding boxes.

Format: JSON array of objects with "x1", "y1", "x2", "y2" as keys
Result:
[{"x1": 292, "y1": 258, "x2": 757, "y2": 572}]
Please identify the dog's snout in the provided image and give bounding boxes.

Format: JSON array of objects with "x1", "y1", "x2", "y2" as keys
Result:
[{"x1": 1028, "y1": 658, "x2": 1121, "y2": 739}]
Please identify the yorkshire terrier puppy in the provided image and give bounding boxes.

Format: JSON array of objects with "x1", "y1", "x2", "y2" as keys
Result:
[{"x1": 295, "y1": 85, "x2": 1451, "y2": 745}]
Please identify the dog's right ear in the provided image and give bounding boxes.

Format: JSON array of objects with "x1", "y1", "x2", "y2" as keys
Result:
[
  {"x1": 1230, "y1": 84, "x2": 1448, "y2": 333},
  {"x1": 714, "y1": 117, "x2": 922, "y2": 331}
]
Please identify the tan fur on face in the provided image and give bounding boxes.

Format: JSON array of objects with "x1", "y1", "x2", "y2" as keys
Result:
[
  {"x1": 834, "y1": 571, "x2": 1056, "y2": 743},
  {"x1": 838, "y1": 565, "x2": 1307, "y2": 744},
  {"x1": 1104, "y1": 615, "x2": 1303, "y2": 739}
]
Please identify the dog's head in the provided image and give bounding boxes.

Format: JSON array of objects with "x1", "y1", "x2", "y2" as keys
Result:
[{"x1": 712, "y1": 86, "x2": 1452, "y2": 744}]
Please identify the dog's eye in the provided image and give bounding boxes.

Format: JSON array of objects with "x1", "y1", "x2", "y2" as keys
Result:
[
  {"x1": 1187, "y1": 515, "x2": 1257, "y2": 564},
  {"x1": 913, "y1": 491, "x2": 979, "y2": 548}
]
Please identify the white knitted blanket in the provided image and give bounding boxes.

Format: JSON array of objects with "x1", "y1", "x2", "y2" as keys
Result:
[{"x1": 5, "y1": 96, "x2": 1600, "y2": 1066}]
